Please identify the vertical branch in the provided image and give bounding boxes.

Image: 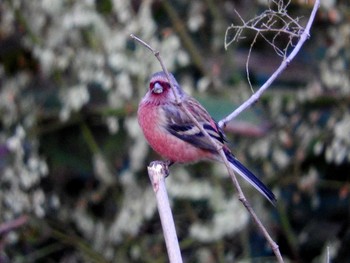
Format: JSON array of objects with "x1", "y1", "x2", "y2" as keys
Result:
[{"x1": 147, "y1": 161, "x2": 183, "y2": 263}]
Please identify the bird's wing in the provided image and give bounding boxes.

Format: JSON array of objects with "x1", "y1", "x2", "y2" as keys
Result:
[
  {"x1": 162, "y1": 98, "x2": 226, "y2": 153},
  {"x1": 162, "y1": 97, "x2": 276, "y2": 204}
]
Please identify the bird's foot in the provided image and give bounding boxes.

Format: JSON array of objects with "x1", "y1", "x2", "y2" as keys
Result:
[{"x1": 149, "y1": 160, "x2": 171, "y2": 177}]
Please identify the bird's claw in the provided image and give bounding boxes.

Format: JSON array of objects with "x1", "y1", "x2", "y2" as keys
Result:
[{"x1": 150, "y1": 160, "x2": 170, "y2": 177}]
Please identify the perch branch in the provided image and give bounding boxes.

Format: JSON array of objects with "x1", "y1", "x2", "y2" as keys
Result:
[
  {"x1": 219, "y1": 0, "x2": 320, "y2": 127},
  {"x1": 147, "y1": 161, "x2": 183, "y2": 263}
]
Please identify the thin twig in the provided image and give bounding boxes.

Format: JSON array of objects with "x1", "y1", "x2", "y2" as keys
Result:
[
  {"x1": 0, "y1": 215, "x2": 28, "y2": 235},
  {"x1": 246, "y1": 32, "x2": 259, "y2": 92},
  {"x1": 219, "y1": 0, "x2": 320, "y2": 128},
  {"x1": 0, "y1": 215, "x2": 29, "y2": 255},
  {"x1": 224, "y1": 1, "x2": 305, "y2": 97},
  {"x1": 130, "y1": 35, "x2": 181, "y2": 104}
]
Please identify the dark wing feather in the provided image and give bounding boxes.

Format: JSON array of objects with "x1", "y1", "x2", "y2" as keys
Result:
[
  {"x1": 163, "y1": 98, "x2": 225, "y2": 153},
  {"x1": 162, "y1": 97, "x2": 276, "y2": 204}
]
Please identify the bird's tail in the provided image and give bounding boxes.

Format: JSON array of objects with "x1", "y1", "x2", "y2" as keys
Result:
[{"x1": 224, "y1": 150, "x2": 276, "y2": 205}]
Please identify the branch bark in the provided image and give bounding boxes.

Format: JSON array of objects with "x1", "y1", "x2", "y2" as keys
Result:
[
  {"x1": 147, "y1": 161, "x2": 183, "y2": 263},
  {"x1": 219, "y1": 0, "x2": 320, "y2": 128}
]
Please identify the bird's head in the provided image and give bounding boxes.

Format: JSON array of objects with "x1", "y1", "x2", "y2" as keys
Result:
[{"x1": 146, "y1": 71, "x2": 184, "y2": 104}]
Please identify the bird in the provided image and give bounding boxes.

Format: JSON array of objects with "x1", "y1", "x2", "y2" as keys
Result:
[{"x1": 138, "y1": 71, "x2": 276, "y2": 204}]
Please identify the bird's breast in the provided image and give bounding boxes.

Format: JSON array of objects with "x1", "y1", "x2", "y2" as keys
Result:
[{"x1": 138, "y1": 103, "x2": 213, "y2": 163}]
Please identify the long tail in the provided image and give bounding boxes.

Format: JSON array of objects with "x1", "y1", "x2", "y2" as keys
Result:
[{"x1": 225, "y1": 151, "x2": 276, "y2": 205}]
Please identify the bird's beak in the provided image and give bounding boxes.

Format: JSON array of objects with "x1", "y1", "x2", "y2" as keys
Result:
[{"x1": 152, "y1": 82, "x2": 163, "y2": 94}]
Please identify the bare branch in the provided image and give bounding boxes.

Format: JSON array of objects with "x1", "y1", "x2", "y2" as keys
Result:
[
  {"x1": 246, "y1": 32, "x2": 259, "y2": 92},
  {"x1": 219, "y1": 0, "x2": 320, "y2": 128},
  {"x1": 0, "y1": 215, "x2": 28, "y2": 236},
  {"x1": 225, "y1": 1, "x2": 304, "y2": 55},
  {"x1": 147, "y1": 161, "x2": 183, "y2": 263}
]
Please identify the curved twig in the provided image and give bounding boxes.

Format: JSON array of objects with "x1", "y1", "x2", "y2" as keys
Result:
[{"x1": 219, "y1": 0, "x2": 320, "y2": 127}]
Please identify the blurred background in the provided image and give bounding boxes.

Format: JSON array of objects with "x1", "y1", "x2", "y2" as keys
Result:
[{"x1": 0, "y1": 0, "x2": 349, "y2": 262}]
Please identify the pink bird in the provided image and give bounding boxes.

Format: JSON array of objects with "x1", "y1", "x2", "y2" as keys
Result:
[{"x1": 138, "y1": 71, "x2": 276, "y2": 204}]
